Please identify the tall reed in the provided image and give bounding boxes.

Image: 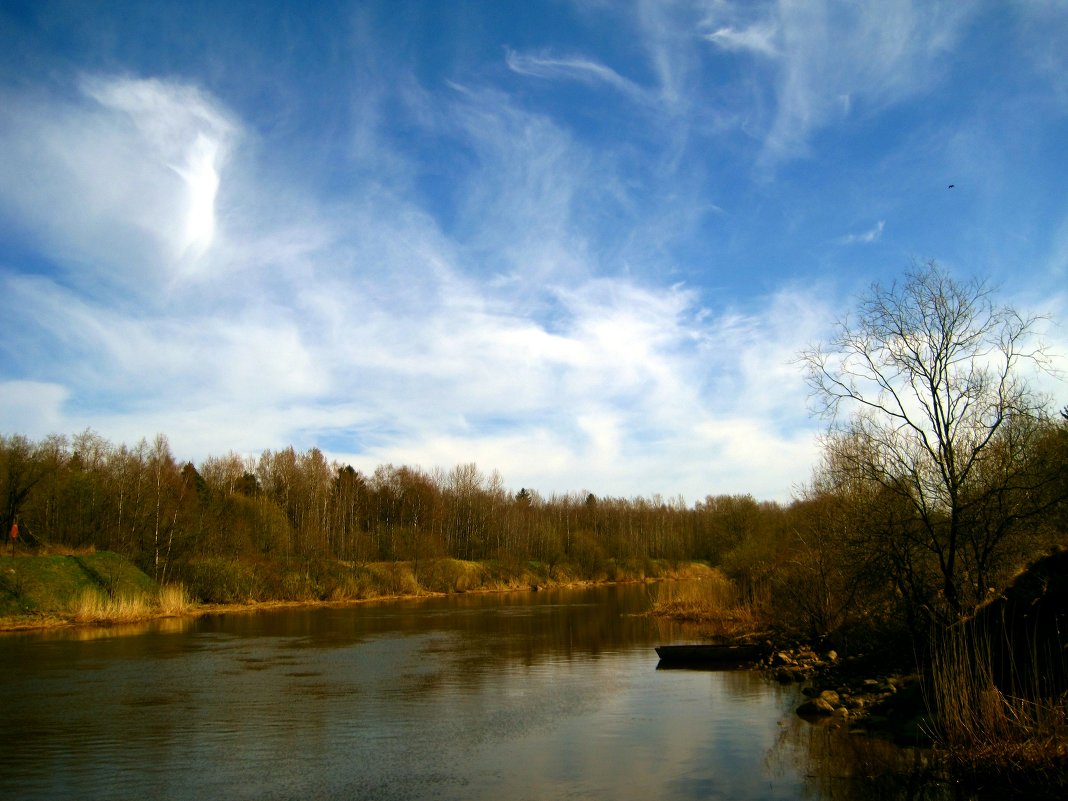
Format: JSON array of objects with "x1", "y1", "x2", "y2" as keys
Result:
[
  {"x1": 929, "y1": 622, "x2": 1067, "y2": 774},
  {"x1": 71, "y1": 589, "x2": 152, "y2": 623},
  {"x1": 157, "y1": 583, "x2": 193, "y2": 615},
  {"x1": 651, "y1": 572, "x2": 762, "y2": 641}
]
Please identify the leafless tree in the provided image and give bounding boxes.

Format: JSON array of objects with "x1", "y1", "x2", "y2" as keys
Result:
[{"x1": 800, "y1": 261, "x2": 1055, "y2": 619}]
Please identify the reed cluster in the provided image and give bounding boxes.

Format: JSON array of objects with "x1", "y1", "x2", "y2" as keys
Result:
[
  {"x1": 157, "y1": 583, "x2": 193, "y2": 615},
  {"x1": 928, "y1": 623, "x2": 1068, "y2": 783},
  {"x1": 71, "y1": 589, "x2": 153, "y2": 623},
  {"x1": 651, "y1": 572, "x2": 762, "y2": 641},
  {"x1": 70, "y1": 583, "x2": 194, "y2": 623}
]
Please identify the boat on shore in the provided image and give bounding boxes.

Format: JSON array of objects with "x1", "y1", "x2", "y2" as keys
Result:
[{"x1": 655, "y1": 643, "x2": 767, "y2": 665}]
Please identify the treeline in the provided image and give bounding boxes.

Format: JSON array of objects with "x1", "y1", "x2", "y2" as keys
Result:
[
  {"x1": 0, "y1": 429, "x2": 783, "y2": 584},
  {"x1": 2, "y1": 410, "x2": 1065, "y2": 640}
]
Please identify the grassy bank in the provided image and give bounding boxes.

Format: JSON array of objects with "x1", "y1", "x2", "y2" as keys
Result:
[
  {"x1": 177, "y1": 553, "x2": 715, "y2": 605},
  {"x1": 0, "y1": 550, "x2": 195, "y2": 627},
  {"x1": 1, "y1": 550, "x2": 711, "y2": 632}
]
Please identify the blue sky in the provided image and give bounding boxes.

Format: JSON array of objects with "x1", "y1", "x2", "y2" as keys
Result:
[{"x1": 1, "y1": 1, "x2": 1066, "y2": 502}]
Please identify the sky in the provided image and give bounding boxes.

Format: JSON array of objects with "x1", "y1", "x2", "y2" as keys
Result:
[{"x1": 1, "y1": 1, "x2": 1066, "y2": 503}]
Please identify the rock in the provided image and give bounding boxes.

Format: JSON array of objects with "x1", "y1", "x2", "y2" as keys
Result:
[
  {"x1": 817, "y1": 689, "x2": 840, "y2": 706},
  {"x1": 772, "y1": 651, "x2": 794, "y2": 666},
  {"x1": 824, "y1": 650, "x2": 838, "y2": 662},
  {"x1": 797, "y1": 697, "x2": 836, "y2": 716},
  {"x1": 774, "y1": 668, "x2": 795, "y2": 684}
]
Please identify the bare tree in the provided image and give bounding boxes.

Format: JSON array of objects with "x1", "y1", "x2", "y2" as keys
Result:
[{"x1": 800, "y1": 262, "x2": 1054, "y2": 619}]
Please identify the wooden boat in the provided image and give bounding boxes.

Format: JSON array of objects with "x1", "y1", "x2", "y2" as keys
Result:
[{"x1": 655, "y1": 643, "x2": 766, "y2": 665}]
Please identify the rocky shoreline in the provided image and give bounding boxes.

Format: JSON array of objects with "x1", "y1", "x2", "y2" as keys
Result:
[{"x1": 763, "y1": 645, "x2": 930, "y2": 745}]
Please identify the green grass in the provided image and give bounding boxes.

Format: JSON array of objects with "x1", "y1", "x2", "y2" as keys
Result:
[{"x1": 0, "y1": 551, "x2": 157, "y2": 618}]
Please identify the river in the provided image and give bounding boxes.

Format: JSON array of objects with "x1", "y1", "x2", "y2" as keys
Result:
[{"x1": 0, "y1": 583, "x2": 944, "y2": 801}]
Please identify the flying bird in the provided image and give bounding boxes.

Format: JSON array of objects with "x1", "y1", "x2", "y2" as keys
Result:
[{"x1": 948, "y1": 184, "x2": 955, "y2": 189}]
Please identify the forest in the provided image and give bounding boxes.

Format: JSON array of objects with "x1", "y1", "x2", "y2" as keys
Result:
[{"x1": 0, "y1": 427, "x2": 780, "y2": 598}]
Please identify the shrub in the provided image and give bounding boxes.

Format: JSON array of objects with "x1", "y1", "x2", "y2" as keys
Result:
[
  {"x1": 279, "y1": 569, "x2": 320, "y2": 601},
  {"x1": 179, "y1": 558, "x2": 262, "y2": 603},
  {"x1": 366, "y1": 561, "x2": 421, "y2": 596},
  {"x1": 416, "y1": 558, "x2": 485, "y2": 593}
]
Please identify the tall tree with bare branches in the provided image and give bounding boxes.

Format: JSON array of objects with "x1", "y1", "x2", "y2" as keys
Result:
[{"x1": 800, "y1": 262, "x2": 1056, "y2": 620}]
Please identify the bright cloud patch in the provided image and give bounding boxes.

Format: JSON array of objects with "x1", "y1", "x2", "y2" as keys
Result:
[
  {"x1": 79, "y1": 75, "x2": 235, "y2": 265},
  {"x1": 0, "y1": 76, "x2": 234, "y2": 286},
  {"x1": 839, "y1": 220, "x2": 886, "y2": 245}
]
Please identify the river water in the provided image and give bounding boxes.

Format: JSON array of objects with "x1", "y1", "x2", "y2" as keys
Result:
[{"x1": 0, "y1": 584, "x2": 943, "y2": 801}]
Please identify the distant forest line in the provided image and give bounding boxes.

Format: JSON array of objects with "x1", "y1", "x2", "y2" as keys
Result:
[
  {"x1": 2, "y1": 429, "x2": 774, "y2": 581},
  {"x1": 3, "y1": 413, "x2": 1065, "y2": 639}
]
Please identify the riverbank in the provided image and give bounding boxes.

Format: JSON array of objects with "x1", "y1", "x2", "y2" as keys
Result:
[
  {"x1": 0, "y1": 579, "x2": 633, "y2": 634},
  {"x1": 1, "y1": 551, "x2": 719, "y2": 634},
  {"x1": 647, "y1": 561, "x2": 1068, "y2": 799}
]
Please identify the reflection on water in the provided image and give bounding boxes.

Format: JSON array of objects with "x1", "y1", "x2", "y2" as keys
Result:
[
  {"x1": 775, "y1": 711, "x2": 954, "y2": 801},
  {"x1": 28, "y1": 615, "x2": 200, "y2": 641},
  {"x1": 0, "y1": 584, "x2": 951, "y2": 801}
]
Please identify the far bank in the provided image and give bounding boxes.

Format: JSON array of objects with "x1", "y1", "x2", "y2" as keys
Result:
[{"x1": 0, "y1": 549, "x2": 718, "y2": 633}]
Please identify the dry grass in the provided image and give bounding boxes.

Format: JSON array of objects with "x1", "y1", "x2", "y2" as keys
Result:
[
  {"x1": 158, "y1": 583, "x2": 193, "y2": 616},
  {"x1": 71, "y1": 589, "x2": 153, "y2": 623},
  {"x1": 929, "y1": 623, "x2": 1068, "y2": 779},
  {"x1": 651, "y1": 573, "x2": 764, "y2": 641},
  {"x1": 74, "y1": 584, "x2": 196, "y2": 622}
]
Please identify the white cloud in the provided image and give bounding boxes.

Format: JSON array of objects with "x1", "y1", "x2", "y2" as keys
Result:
[
  {"x1": 701, "y1": 1, "x2": 970, "y2": 166},
  {"x1": 505, "y1": 49, "x2": 649, "y2": 103},
  {"x1": 0, "y1": 76, "x2": 237, "y2": 287},
  {"x1": 704, "y1": 23, "x2": 779, "y2": 57},
  {"x1": 838, "y1": 220, "x2": 885, "y2": 245},
  {"x1": 0, "y1": 67, "x2": 830, "y2": 503}
]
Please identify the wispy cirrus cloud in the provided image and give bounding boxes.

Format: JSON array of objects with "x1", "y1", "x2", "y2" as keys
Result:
[
  {"x1": 838, "y1": 220, "x2": 885, "y2": 245},
  {"x1": 504, "y1": 48, "x2": 649, "y2": 103},
  {"x1": 702, "y1": 0, "x2": 970, "y2": 167},
  {"x1": 505, "y1": 0, "x2": 709, "y2": 118},
  {"x1": 0, "y1": 63, "x2": 828, "y2": 501},
  {"x1": 704, "y1": 22, "x2": 779, "y2": 57}
]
